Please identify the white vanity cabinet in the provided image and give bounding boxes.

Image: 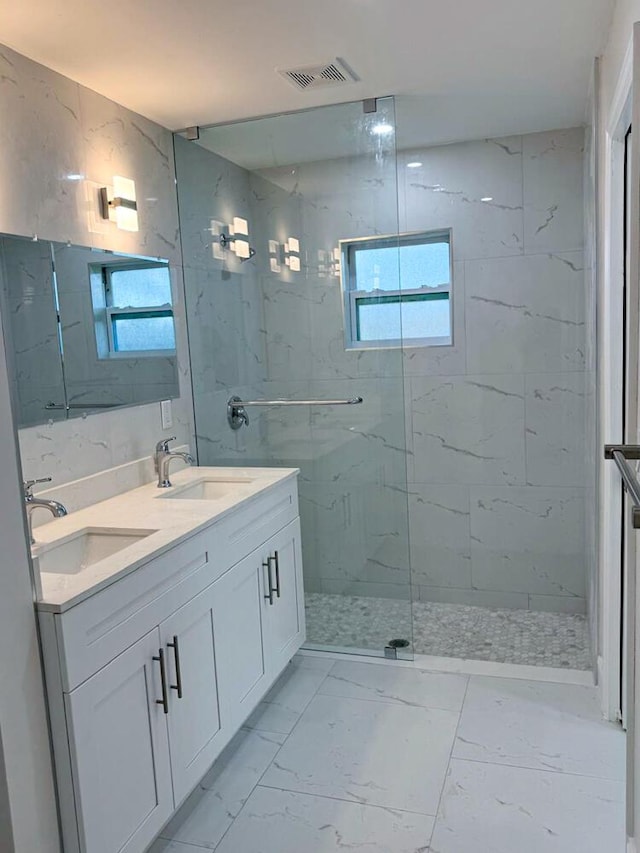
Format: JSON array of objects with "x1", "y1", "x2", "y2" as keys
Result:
[
  {"x1": 38, "y1": 475, "x2": 305, "y2": 853},
  {"x1": 160, "y1": 584, "x2": 224, "y2": 804},
  {"x1": 213, "y1": 517, "x2": 304, "y2": 733},
  {"x1": 64, "y1": 628, "x2": 174, "y2": 853}
]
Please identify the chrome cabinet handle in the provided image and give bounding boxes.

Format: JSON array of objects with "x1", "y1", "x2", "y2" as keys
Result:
[
  {"x1": 167, "y1": 635, "x2": 183, "y2": 698},
  {"x1": 153, "y1": 648, "x2": 169, "y2": 714},
  {"x1": 273, "y1": 551, "x2": 281, "y2": 598},
  {"x1": 263, "y1": 558, "x2": 275, "y2": 605}
]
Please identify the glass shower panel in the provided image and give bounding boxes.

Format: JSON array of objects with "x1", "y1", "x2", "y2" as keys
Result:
[
  {"x1": 174, "y1": 98, "x2": 413, "y2": 658},
  {"x1": 393, "y1": 95, "x2": 593, "y2": 670}
]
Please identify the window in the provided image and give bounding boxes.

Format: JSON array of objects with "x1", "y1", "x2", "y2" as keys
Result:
[
  {"x1": 341, "y1": 230, "x2": 453, "y2": 348},
  {"x1": 92, "y1": 261, "x2": 176, "y2": 356}
]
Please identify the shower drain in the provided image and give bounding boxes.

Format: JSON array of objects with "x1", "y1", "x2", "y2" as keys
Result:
[{"x1": 384, "y1": 638, "x2": 410, "y2": 659}]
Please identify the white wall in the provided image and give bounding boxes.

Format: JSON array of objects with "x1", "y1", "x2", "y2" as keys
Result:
[{"x1": 0, "y1": 311, "x2": 58, "y2": 851}]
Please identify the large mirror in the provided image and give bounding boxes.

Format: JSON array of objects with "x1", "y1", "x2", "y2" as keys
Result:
[{"x1": 0, "y1": 235, "x2": 179, "y2": 428}]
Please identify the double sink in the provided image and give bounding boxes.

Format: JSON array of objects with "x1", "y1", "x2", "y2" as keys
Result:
[{"x1": 34, "y1": 475, "x2": 256, "y2": 577}]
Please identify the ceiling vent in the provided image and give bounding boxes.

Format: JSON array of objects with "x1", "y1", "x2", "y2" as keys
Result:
[{"x1": 277, "y1": 58, "x2": 359, "y2": 92}]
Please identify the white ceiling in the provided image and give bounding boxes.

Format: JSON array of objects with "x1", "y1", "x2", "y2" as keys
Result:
[{"x1": 1, "y1": 0, "x2": 614, "y2": 146}]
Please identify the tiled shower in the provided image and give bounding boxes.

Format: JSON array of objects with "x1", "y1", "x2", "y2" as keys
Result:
[{"x1": 174, "y1": 97, "x2": 594, "y2": 669}]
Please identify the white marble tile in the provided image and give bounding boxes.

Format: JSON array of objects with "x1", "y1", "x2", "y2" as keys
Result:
[
  {"x1": 400, "y1": 135, "x2": 524, "y2": 261},
  {"x1": 174, "y1": 135, "x2": 254, "y2": 272},
  {"x1": 465, "y1": 252, "x2": 586, "y2": 374},
  {"x1": 291, "y1": 653, "x2": 336, "y2": 673},
  {"x1": 0, "y1": 46, "x2": 86, "y2": 245},
  {"x1": 523, "y1": 127, "x2": 585, "y2": 255},
  {"x1": 525, "y1": 372, "x2": 587, "y2": 487},
  {"x1": 417, "y1": 585, "x2": 529, "y2": 610},
  {"x1": 453, "y1": 677, "x2": 625, "y2": 779},
  {"x1": 262, "y1": 276, "x2": 315, "y2": 382},
  {"x1": 0, "y1": 47, "x2": 194, "y2": 491},
  {"x1": 408, "y1": 484, "x2": 471, "y2": 589},
  {"x1": 78, "y1": 86, "x2": 180, "y2": 262},
  {"x1": 528, "y1": 594, "x2": 587, "y2": 615},
  {"x1": 162, "y1": 728, "x2": 286, "y2": 849},
  {"x1": 243, "y1": 658, "x2": 329, "y2": 734},
  {"x1": 215, "y1": 786, "x2": 435, "y2": 853},
  {"x1": 148, "y1": 839, "x2": 207, "y2": 853},
  {"x1": 319, "y1": 579, "x2": 412, "y2": 600},
  {"x1": 261, "y1": 693, "x2": 459, "y2": 814},
  {"x1": 430, "y1": 758, "x2": 624, "y2": 853},
  {"x1": 469, "y1": 486, "x2": 586, "y2": 599},
  {"x1": 411, "y1": 374, "x2": 526, "y2": 486},
  {"x1": 318, "y1": 660, "x2": 468, "y2": 711}
]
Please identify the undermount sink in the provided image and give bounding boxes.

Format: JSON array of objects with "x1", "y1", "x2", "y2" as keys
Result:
[
  {"x1": 158, "y1": 477, "x2": 254, "y2": 501},
  {"x1": 34, "y1": 527, "x2": 157, "y2": 575}
]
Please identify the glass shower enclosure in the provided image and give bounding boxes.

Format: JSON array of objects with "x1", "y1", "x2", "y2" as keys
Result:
[{"x1": 174, "y1": 97, "x2": 414, "y2": 658}]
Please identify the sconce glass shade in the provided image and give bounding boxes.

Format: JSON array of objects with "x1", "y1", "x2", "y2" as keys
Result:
[
  {"x1": 112, "y1": 176, "x2": 138, "y2": 232},
  {"x1": 287, "y1": 237, "x2": 300, "y2": 254},
  {"x1": 232, "y1": 216, "x2": 248, "y2": 237},
  {"x1": 234, "y1": 238, "x2": 251, "y2": 259},
  {"x1": 268, "y1": 240, "x2": 281, "y2": 273}
]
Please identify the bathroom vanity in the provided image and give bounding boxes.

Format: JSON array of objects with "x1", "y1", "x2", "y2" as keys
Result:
[{"x1": 34, "y1": 467, "x2": 304, "y2": 853}]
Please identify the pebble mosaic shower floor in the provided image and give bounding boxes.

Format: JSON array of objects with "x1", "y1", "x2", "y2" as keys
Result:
[{"x1": 304, "y1": 593, "x2": 592, "y2": 670}]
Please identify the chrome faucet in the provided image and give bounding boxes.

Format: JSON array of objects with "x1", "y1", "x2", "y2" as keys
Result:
[
  {"x1": 154, "y1": 437, "x2": 195, "y2": 488},
  {"x1": 24, "y1": 478, "x2": 68, "y2": 545}
]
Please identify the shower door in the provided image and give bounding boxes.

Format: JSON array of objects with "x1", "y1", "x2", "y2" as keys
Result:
[{"x1": 174, "y1": 97, "x2": 414, "y2": 658}]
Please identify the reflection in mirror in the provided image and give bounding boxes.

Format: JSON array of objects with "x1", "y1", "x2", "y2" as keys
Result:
[
  {"x1": 0, "y1": 236, "x2": 66, "y2": 427},
  {"x1": 0, "y1": 235, "x2": 179, "y2": 428}
]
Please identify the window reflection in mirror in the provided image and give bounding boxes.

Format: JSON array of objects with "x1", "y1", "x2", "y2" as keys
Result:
[{"x1": 0, "y1": 235, "x2": 180, "y2": 429}]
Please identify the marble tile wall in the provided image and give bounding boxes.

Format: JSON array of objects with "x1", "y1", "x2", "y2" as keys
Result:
[
  {"x1": 0, "y1": 43, "x2": 193, "y2": 489},
  {"x1": 173, "y1": 137, "x2": 268, "y2": 467},
  {"x1": 399, "y1": 127, "x2": 588, "y2": 613}
]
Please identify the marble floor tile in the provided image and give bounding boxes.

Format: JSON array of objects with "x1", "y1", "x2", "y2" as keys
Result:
[
  {"x1": 243, "y1": 658, "x2": 330, "y2": 734},
  {"x1": 214, "y1": 786, "x2": 435, "y2": 853},
  {"x1": 261, "y1": 693, "x2": 459, "y2": 815},
  {"x1": 429, "y1": 758, "x2": 625, "y2": 853},
  {"x1": 291, "y1": 653, "x2": 336, "y2": 673},
  {"x1": 318, "y1": 660, "x2": 468, "y2": 711},
  {"x1": 161, "y1": 728, "x2": 287, "y2": 849},
  {"x1": 454, "y1": 677, "x2": 625, "y2": 780}
]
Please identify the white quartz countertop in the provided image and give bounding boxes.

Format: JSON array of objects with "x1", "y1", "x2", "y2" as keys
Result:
[{"x1": 34, "y1": 466, "x2": 298, "y2": 613}]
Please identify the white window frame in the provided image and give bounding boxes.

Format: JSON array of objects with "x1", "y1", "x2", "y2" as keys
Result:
[
  {"x1": 99, "y1": 261, "x2": 176, "y2": 358},
  {"x1": 340, "y1": 229, "x2": 453, "y2": 350}
]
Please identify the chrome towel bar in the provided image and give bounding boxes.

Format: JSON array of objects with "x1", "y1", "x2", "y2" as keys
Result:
[
  {"x1": 227, "y1": 394, "x2": 363, "y2": 430},
  {"x1": 45, "y1": 401, "x2": 122, "y2": 410},
  {"x1": 604, "y1": 444, "x2": 640, "y2": 529}
]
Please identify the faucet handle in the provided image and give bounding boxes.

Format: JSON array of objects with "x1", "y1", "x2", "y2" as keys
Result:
[
  {"x1": 155, "y1": 436, "x2": 177, "y2": 454},
  {"x1": 23, "y1": 477, "x2": 52, "y2": 498}
]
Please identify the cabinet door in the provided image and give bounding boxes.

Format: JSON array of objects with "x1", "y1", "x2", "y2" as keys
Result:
[
  {"x1": 212, "y1": 550, "x2": 268, "y2": 732},
  {"x1": 65, "y1": 628, "x2": 172, "y2": 853},
  {"x1": 160, "y1": 586, "x2": 223, "y2": 804},
  {"x1": 263, "y1": 518, "x2": 306, "y2": 677}
]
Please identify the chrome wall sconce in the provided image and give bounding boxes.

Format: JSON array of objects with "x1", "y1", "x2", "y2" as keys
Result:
[
  {"x1": 284, "y1": 237, "x2": 301, "y2": 271},
  {"x1": 269, "y1": 237, "x2": 301, "y2": 273},
  {"x1": 99, "y1": 176, "x2": 139, "y2": 232},
  {"x1": 318, "y1": 247, "x2": 341, "y2": 278},
  {"x1": 215, "y1": 216, "x2": 255, "y2": 261}
]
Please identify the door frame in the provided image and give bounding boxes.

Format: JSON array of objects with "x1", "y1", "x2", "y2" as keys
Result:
[{"x1": 601, "y1": 35, "x2": 633, "y2": 723}]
